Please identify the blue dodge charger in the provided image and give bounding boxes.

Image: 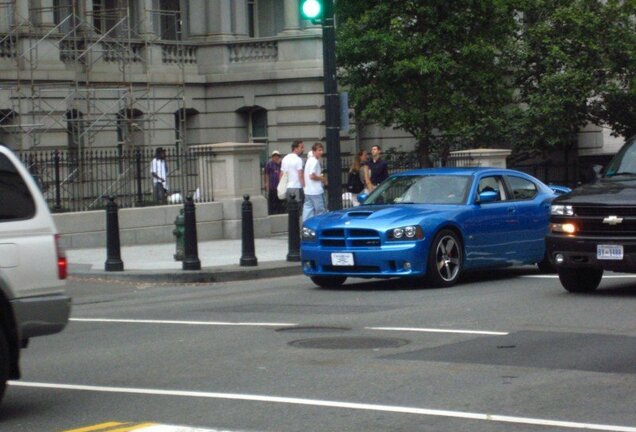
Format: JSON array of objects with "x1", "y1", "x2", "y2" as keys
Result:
[{"x1": 301, "y1": 167, "x2": 568, "y2": 288}]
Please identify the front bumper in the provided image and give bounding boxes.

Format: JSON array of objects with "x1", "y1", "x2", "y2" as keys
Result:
[
  {"x1": 11, "y1": 293, "x2": 71, "y2": 342},
  {"x1": 301, "y1": 241, "x2": 428, "y2": 278},
  {"x1": 546, "y1": 234, "x2": 636, "y2": 272}
]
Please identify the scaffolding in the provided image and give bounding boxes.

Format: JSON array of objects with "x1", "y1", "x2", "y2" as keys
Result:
[{"x1": 0, "y1": 0, "x2": 194, "y2": 210}]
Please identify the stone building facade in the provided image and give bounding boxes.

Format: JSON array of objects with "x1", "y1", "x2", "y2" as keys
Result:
[{"x1": 0, "y1": 0, "x2": 622, "y2": 162}]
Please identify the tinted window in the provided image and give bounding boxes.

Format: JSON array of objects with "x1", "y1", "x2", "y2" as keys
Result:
[
  {"x1": 0, "y1": 153, "x2": 36, "y2": 221},
  {"x1": 506, "y1": 176, "x2": 537, "y2": 200}
]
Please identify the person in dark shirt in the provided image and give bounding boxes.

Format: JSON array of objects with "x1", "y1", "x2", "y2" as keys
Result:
[
  {"x1": 264, "y1": 150, "x2": 284, "y2": 214},
  {"x1": 368, "y1": 145, "x2": 388, "y2": 189}
]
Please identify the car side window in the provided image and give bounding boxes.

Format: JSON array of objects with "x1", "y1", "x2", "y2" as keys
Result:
[
  {"x1": 506, "y1": 176, "x2": 538, "y2": 200},
  {"x1": 0, "y1": 153, "x2": 36, "y2": 221},
  {"x1": 477, "y1": 176, "x2": 506, "y2": 201}
]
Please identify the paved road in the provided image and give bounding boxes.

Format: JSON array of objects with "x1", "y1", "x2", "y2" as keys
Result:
[{"x1": 4, "y1": 269, "x2": 636, "y2": 431}]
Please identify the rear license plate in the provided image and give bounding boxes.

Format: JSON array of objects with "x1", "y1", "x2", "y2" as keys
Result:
[
  {"x1": 331, "y1": 252, "x2": 354, "y2": 266},
  {"x1": 597, "y1": 244, "x2": 623, "y2": 260}
]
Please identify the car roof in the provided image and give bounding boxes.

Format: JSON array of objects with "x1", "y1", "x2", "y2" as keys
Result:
[{"x1": 392, "y1": 167, "x2": 520, "y2": 177}]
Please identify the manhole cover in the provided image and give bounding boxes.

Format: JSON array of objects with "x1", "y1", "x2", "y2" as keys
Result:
[
  {"x1": 277, "y1": 326, "x2": 351, "y2": 333},
  {"x1": 289, "y1": 336, "x2": 410, "y2": 350}
]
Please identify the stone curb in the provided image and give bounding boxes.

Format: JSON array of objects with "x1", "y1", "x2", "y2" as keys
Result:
[{"x1": 69, "y1": 260, "x2": 303, "y2": 283}]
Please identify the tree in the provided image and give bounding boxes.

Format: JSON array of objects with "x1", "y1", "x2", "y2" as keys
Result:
[
  {"x1": 511, "y1": 0, "x2": 636, "y2": 155},
  {"x1": 335, "y1": 0, "x2": 521, "y2": 166}
]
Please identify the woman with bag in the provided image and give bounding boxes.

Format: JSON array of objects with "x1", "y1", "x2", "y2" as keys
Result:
[{"x1": 346, "y1": 149, "x2": 373, "y2": 206}]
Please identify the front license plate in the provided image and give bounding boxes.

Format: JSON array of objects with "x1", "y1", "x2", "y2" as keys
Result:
[
  {"x1": 597, "y1": 244, "x2": 623, "y2": 260},
  {"x1": 331, "y1": 252, "x2": 354, "y2": 266}
]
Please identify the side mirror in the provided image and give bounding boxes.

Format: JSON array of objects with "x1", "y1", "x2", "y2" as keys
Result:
[
  {"x1": 477, "y1": 190, "x2": 498, "y2": 204},
  {"x1": 357, "y1": 192, "x2": 368, "y2": 204}
]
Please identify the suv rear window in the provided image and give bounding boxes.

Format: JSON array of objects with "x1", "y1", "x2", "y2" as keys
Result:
[{"x1": 0, "y1": 153, "x2": 36, "y2": 221}]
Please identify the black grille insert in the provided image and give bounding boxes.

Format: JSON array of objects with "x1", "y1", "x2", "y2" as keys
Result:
[{"x1": 319, "y1": 228, "x2": 381, "y2": 248}]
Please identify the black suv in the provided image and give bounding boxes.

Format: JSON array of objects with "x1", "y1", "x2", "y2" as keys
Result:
[{"x1": 547, "y1": 135, "x2": 636, "y2": 292}]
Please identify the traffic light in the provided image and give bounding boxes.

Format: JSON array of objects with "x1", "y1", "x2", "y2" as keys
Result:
[{"x1": 299, "y1": 0, "x2": 323, "y2": 24}]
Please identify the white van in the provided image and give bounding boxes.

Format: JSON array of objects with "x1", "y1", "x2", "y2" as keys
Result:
[{"x1": 0, "y1": 144, "x2": 71, "y2": 404}]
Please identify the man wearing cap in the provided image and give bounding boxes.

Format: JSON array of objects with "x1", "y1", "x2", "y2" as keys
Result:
[{"x1": 264, "y1": 149, "x2": 283, "y2": 214}]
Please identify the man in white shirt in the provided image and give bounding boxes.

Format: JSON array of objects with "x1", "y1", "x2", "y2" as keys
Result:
[
  {"x1": 151, "y1": 147, "x2": 168, "y2": 204},
  {"x1": 280, "y1": 139, "x2": 305, "y2": 203},
  {"x1": 302, "y1": 142, "x2": 327, "y2": 221}
]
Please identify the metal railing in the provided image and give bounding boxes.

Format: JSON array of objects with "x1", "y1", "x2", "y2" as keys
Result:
[
  {"x1": 15, "y1": 147, "x2": 478, "y2": 213},
  {"x1": 17, "y1": 146, "x2": 207, "y2": 212}
]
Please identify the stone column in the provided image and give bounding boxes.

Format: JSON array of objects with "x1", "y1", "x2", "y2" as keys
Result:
[
  {"x1": 232, "y1": 0, "x2": 248, "y2": 37},
  {"x1": 15, "y1": 0, "x2": 29, "y2": 25},
  {"x1": 38, "y1": 0, "x2": 56, "y2": 28},
  {"x1": 190, "y1": 142, "x2": 270, "y2": 239},
  {"x1": 207, "y1": 0, "x2": 232, "y2": 37},
  {"x1": 449, "y1": 149, "x2": 512, "y2": 168},
  {"x1": 281, "y1": 0, "x2": 300, "y2": 33}
]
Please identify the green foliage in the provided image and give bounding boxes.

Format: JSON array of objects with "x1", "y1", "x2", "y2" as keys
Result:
[
  {"x1": 335, "y1": 0, "x2": 521, "y2": 165},
  {"x1": 336, "y1": 0, "x2": 636, "y2": 158},
  {"x1": 511, "y1": 0, "x2": 636, "y2": 152}
]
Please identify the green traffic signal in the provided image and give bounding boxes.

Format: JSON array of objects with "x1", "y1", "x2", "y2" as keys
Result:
[{"x1": 300, "y1": 0, "x2": 323, "y2": 22}]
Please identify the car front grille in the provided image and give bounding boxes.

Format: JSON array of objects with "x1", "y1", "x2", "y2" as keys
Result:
[
  {"x1": 575, "y1": 218, "x2": 636, "y2": 236},
  {"x1": 320, "y1": 228, "x2": 381, "y2": 248},
  {"x1": 575, "y1": 206, "x2": 636, "y2": 217}
]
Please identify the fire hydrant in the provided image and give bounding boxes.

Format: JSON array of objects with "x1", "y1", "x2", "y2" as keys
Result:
[{"x1": 173, "y1": 208, "x2": 185, "y2": 261}]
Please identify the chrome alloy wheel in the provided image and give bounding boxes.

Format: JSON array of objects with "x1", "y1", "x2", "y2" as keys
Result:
[{"x1": 435, "y1": 234, "x2": 461, "y2": 282}]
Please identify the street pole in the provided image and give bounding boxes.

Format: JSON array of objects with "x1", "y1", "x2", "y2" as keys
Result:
[{"x1": 321, "y1": 0, "x2": 342, "y2": 211}]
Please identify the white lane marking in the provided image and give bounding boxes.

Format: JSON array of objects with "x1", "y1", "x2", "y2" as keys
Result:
[
  {"x1": 69, "y1": 318, "x2": 296, "y2": 327},
  {"x1": 523, "y1": 274, "x2": 636, "y2": 279},
  {"x1": 366, "y1": 327, "x2": 508, "y2": 336},
  {"x1": 138, "y1": 426, "x2": 241, "y2": 432},
  {"x1": 10, "y1": 381, "x2": 636, "y2": 432}
]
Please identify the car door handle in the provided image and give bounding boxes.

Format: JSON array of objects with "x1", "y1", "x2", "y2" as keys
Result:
[{"x1": 508, "y1": 207, "x2": 516, "y2": 214}]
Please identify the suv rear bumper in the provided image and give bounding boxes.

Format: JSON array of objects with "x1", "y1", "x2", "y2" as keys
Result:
[
  {"x1": 11, "y1": 293, "x2": 71, "y2": 341},
  {"x1": 546, "y1": 234, "x2": 636, "y2": 272}
]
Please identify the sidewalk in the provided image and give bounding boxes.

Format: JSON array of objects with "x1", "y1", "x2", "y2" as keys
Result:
[{"x1": 67, "y1": 237, "x2": 303, "y2": 283}]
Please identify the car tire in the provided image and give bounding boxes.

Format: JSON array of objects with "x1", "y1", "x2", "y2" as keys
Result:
[
  {"x1": 0, "y1": 329, "x2": 9, "y2": 405},
  {"x1": 310, "y1": 276, "x2": 347, "y2": 289},
  {"x1": 425, "y1": 229, "x2": 463, "y2": 287},
  {"x1": 558, "y1": 268, "x2": 603, "y2": 293}
]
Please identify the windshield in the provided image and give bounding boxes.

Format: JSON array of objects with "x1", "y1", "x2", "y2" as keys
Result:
[
  {"x1": 604, "y1": 136, "x2": 636, "y2": 178},
  {"x1": 363, "y1": 174, "x2": 470, "y2": 205}
]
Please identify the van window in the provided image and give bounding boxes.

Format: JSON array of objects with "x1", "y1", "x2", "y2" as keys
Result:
[{"x1": 0, "y1": 153, "x2": 36, "y2": 221}]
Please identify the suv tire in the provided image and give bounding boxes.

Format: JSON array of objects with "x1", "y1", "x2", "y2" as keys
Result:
[{"x1": 558, "y1": 268, "x2": 603, "y2": 293}]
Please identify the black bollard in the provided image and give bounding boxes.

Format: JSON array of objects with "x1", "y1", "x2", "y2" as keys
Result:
[
  {"x1": 104, "y1": 196, "x2": 124, "y2": 271},
  {"x1": 240, "y1": 194, "x2": 258, "y2": 266},
  {"x1": 182, "y1": 194, "x2": 201, "y2": 271},
  {"x1": 287, "y1": 193, "x2": 301, "y2": 262}
]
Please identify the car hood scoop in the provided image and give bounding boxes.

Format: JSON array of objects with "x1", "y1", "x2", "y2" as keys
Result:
[{"x1": 347, "y1": 211, "x2": 374, "y2": 218}]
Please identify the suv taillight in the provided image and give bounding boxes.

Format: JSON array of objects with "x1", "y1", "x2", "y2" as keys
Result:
[{"x1": 55, "y1": 234, "x2": 67, "y2": 279}]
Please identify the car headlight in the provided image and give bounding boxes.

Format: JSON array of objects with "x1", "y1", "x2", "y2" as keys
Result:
[
  {"x1": 551, "y1": 204, "x2": 574, "y2": 216},
  {"x1": 302, "y1": 227, "x2": 316, "y2": 241},
  {"x1": 388, "y1": 225, "x2": 423, "y2": 240},
  {"x1": 551, "y1": 222, "x2": 577, "y2": 234}
]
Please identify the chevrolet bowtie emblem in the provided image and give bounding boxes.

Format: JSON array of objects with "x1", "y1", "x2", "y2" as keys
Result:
[{"x1": 603, "y1": 215, "x2": 623, "y2": 225}]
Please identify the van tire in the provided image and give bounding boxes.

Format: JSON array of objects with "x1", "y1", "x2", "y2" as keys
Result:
[{"x1": 0, "y1": 329, "x2": 9, "y2": 404}]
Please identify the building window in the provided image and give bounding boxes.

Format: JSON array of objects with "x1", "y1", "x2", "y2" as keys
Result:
[
  {"x1": 159, "y1": 0, "x2": 182, "y2": 40},
  {"x1": 53, "y1": 0, "x2": 79, "y2": 34},
  {"x1": 250, "y1": 108, "x2": 268, "y2": 143},
  {"x1": 248, "y1": 0, "x2": 255, "y2": 37}
]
